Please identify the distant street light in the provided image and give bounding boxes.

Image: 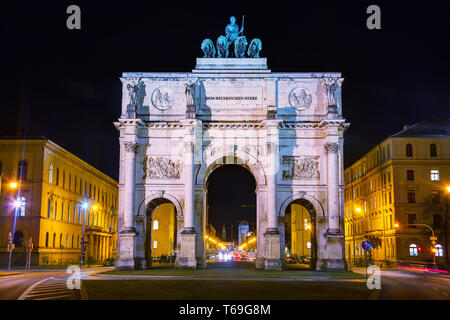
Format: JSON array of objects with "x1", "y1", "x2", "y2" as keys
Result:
[
  {"x1": 80, "y1": 200, "x2": 89, "y2": 269},
  {"x1": 9, "y1": 181, "x2": 18, "y2": 190}
]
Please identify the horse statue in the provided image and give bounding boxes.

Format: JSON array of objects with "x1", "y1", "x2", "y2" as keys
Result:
[
  {"x1": 201, "y1": 39, "x2": 215, "y2": 58},
  {"x1": 216, "y1": 35, "x2": 229, "y2": 58},
  {"x1": 247, "y1": 38, "x2": 262, "y2": 58},
  {"x1": 234, "y1": 36, "x2": 248, "y2": 58}
]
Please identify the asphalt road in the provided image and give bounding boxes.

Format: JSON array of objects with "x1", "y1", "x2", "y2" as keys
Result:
[
  {"x1": 1, "y1": 267, "x2": 449, "y2": 300},
  {"x1": 0, "y1": 268, "x2": 108, "y2": 300}
]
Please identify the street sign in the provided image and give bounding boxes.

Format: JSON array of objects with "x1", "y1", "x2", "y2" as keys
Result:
[
  {"x1": 362, "y1": 241, "x2": 372, "y2": 251},
  {"x1": 429, "y1": 236, "x2": 437, "y2": 241}
]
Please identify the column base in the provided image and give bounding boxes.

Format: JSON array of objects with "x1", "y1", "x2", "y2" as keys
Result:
[
  {"x1": 263, "y1": 229, "x2": 282, "y2": 271},
  {"x1": 177, "y1": 230, "x2": 197, "y2": 269},
  {"x1": 134, "y1": 257, "x2": 147, "y2": 270},
  {"x1": 264, "y1": 258, "x2": 282, "y2": 271},
  {"x1": 255, "y1": 257, "x2": 265, "y2": 270},
  {"x1": 115, "y1": 230, "x2": 136, "y2": 270},
  {"x1": 316, "y1": 259, "x2": 347, "y2": 271}
]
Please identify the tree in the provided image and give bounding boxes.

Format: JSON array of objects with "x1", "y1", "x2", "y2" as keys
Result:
[{"x1": 423, "y1": 193, "x2": 449, "y2": 271}]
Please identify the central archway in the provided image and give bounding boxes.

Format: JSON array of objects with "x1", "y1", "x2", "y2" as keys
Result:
[
  {"x1": 205, "y1": 164, "x2": 257, "y2": 267},
  {"x1": 144, "y1": 198, "x2": 178, "y2": 268}
]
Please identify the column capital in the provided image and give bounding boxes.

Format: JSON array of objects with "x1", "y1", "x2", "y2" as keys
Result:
[
  {"x1": 324, "y1": 142, "x2": 340, "y2": 153},
  {"x1": 123, "y1": 141, "x2": 139, "y2": 154}
]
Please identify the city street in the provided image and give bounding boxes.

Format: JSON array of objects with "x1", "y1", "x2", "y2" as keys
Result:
[{"x1": 1, "y1": 264, "x2": 449, "y2": 300}]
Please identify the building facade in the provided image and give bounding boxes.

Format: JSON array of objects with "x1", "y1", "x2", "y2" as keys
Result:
[
  {"x1": 344, "y1": 118, "x2": 450, "y2": 268},
  {"x1": 0, "y1": 138, "x2": 118, "y2": 267},
  {"x1": 115, "y1": 57, "x2": 349, "y2": 271}
]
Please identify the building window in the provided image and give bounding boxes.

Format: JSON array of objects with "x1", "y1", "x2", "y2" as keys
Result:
[
  {"x1": 306, "y1": 241, "x2": 311, "y2": 249},
  {"x1": 387, "y1": 172, "x2": 391, "y2": 183},
  {"x1": 60, "y1": 234, "x2": 63, "y2": 248},
  {"x1": 407, "y1": 170, "x2": 414, "y2": 181},
  {"x1": 406, "y1": 144, "x2": 413, "y2": 157},
  {"x1": 408, "y1": 214, "x2": 417, "y2": 227},
  {"x1": 18, "y1": 160, "x2": 28, "y2": 180},
  {"x1": 153, "y1": 240, "x2": 158, "y2": 249},
  {"x1": 69, "y1": 173, "x2": 71, "y2": 191},
  {"x1": 430, "y1": 144, "x2": 437, "y2": 157},
  {"x1": 73, "y1": 206, "x2": 76, "y2": 224},
  {"x1": 15, "y1": 196, "x2": 26, "y2": 216},
  {"x1": 409, "y1": 244, "x2": 418, "y2": 256},
  {"x1": 54, "y1": 201, "x2": 58, "y2": 219},
  {"x1": 61, "y1": 202, "x2": 64, "y2": 221},
  {"x1": 430, "y1": 169, "x2": 439, "y2": 181},
  {"x1": 45, "y1": 232, "x2": 49, "y2": 247},
  {"x1": 71, "y1": 235, "x2": 74, "y2": 248},
  {"x1": 66, "y1": 234, "x2": 69, "y2": 248},
  {"x1": 388, "y1": 191, "x2": 392, "y2": 204},
  {"x1": 47, "y1": 199, "x2": 51, "y2": 218},
  {"x1": 53, "y1": 233, "x2": 56, "y2": 247},
  {"x1": 49, "y1": 164, "x2": 53, "y2": 184},
  {"x1": 67, "y1": 204, "x2": 70, "y2": 222},
  {"x1": 435, "y1": 244, "x2": 443, "y2": 257},
  {"x1": 62, "y1": 170, "x2": 65, "y2": 188},
  {"x1": 407, "y1": 191, "x2": 416, "y2": 203}
]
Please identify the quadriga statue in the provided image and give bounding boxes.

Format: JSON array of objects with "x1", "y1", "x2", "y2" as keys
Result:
[
  {"x1": 234, "y1": 36, "x2": 247, "y2": 58},
  {"x1": 247, "y1": 38, "x2": 262, "y2": 57},
  {"x1": 216, "y1": 35, "x2": 229, "y2": 58},
  {"x1": 201, "y1": 39, "x2": 216, "y2": 58}
]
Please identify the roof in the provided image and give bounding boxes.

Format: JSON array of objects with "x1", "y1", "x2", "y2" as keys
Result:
[{"x1": 390, "y1": 117, "x2": 450, "y2": 138}]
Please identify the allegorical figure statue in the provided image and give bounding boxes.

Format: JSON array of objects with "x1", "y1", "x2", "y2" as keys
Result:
[
  {"x1": 185, "y1": 81, "x2": 195, "y2": 106},
  {"x1": 322, "y1": 77, "x2": 340, "y2": 106},
  {"x1": 126, "y1": 81, "x2": 140, "y2": 118},
  {"x1": 185, "y1": 81, "x2": 197, "y2": 119},
  {"x1": 225, "y1": 16, "x2": 244, "y2": 57},
  {"x1": 225, "y1": 16, "x2": 244, "y2": 44}
]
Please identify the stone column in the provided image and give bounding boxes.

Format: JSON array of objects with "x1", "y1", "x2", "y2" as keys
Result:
[
  {"x1": 324, "y1": 141, "x2": 346, "y2": 271},
  {"x1": 263, "y1": 119, "x2": 283, "y2": 271},
  {"x1": 325, "y1": 142, "x2": 340, "y2": 232},
  {"x1": 177, "y1": 119, "x2": 201, "y2": 269},
  {"x1": 116, "y1": 141, "x2": 138, "y2": 270}
]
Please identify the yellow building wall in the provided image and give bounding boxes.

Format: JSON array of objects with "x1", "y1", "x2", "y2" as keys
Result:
[
  {"x1": 290, "y1": 204, "x2": 311, "y2": 258},
  {"x1": 151, "y1": 203, "x2": 175, "y2": 257}
]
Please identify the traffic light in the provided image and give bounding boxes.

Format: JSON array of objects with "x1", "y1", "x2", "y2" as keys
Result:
[
  {"x1": 418, "y1": 246, "x2": 422, "y2": 253},
  {"x1": 431, "y1": 247, "x2": 436, "y2": 253}
]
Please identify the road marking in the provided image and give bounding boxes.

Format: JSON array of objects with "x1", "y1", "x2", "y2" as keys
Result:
[{"x1": 17, "y1": 277, "x2": 54, "y2": 300}]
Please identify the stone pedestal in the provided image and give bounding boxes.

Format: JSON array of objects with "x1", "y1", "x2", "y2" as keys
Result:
[
  {"x1": 324, "y1": 230, "x2": 346, "y2": 271},
  {"x1": 116, "y1": 230, "x2": 136, "y2": 270},
  {"x1": 177, "y1": 230, "x2": 197, "y2": 269},
  {"x1": 264, "y1": 230, "x2": 282, "y2": 271}
]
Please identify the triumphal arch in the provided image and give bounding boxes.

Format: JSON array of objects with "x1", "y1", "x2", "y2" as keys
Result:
[{"x1": 115, "y1": 23, "x2": 349, "y2": 271}]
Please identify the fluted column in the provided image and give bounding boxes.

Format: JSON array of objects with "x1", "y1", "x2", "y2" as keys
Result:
[
  {"x1": 183, "y1": 141, "x2": 195, "y2": 232},
  {"x1": 123, "y1": 141, "x2": 138, "y2": 231},
  {"x1": 325, "y1": 142, "x2": 340, "y2": 232}
]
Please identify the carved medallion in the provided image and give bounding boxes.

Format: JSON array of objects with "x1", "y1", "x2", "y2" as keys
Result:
[
  {"x1": 282, "y1": 156, "x2": 320, "y2": 180},
  {"x1": 143, "y1": 156, "x2": 181, "y2": 179},
  {"x1": 289, "y1": 87, "x2": 312, "y2": 111},
  {"x1": 151, "y1": 87, "x2": 175, "y2": 111}
]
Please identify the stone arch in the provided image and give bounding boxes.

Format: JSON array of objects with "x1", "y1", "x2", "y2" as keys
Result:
[
  {"x1": 137, "y1": 192, "x2": 183, "y2": 217},
  {"x1": 199, "y1": 154, "x2": 266, "y2": 186},
  {"x1": 279, "y1": 194, "x2": 322, "y2": 270},
  {"x1": 278, "y1": 193, "x2": 325, "y2": 219}
]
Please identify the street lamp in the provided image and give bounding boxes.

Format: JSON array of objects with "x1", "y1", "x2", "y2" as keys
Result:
[
  {"x1": 8, "y1": 197, "x2": 23, "y2": 270},
  {"x1": 352, "y1": 206, "x2": 362, "y2": 265},
  {"x1": 80, "y1": 201, "x2": 89, "y2": 269}
]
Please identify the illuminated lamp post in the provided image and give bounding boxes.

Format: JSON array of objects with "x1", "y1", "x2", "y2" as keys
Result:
[
  {"x1": 8, "y1": 196, "x2": 23, "y2": 270},
  {"x1": 80, "y1": 201, "x2": 89, "y2": 269}
]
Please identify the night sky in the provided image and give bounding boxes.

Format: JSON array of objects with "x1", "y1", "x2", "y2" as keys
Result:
[{"x1": 1, "y1": 1, "x2": 450, "y2": 229}]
